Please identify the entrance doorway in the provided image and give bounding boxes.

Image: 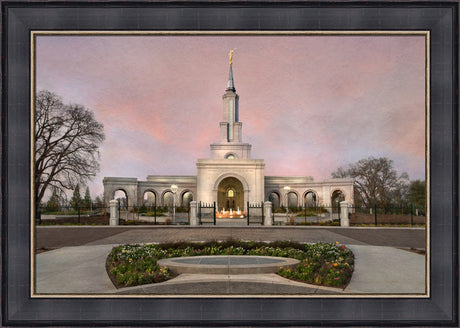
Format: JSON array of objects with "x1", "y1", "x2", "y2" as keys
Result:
[{"x1": 217, "y1": 177, "x2": 244, "y2": 212}]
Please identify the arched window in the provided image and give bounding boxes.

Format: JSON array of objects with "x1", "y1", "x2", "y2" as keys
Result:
[
  {"x1": 226, "y1": 188, "x2": 235, "y2": 198},
  {"x1": 226, "y1": 154, "x2": 236, "y2": 159}
]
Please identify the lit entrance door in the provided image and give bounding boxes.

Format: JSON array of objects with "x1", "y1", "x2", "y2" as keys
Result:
[
  {"x1": 226, "y1": 188, "x2": 236, "y2": 210},
  {"x1": 217, "y1": 177, "x2": 244, "y2": 212}
]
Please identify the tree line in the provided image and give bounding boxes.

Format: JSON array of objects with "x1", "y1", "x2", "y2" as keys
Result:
[
  {"x1": 44, "y1": 184, "x2": 105, "y2": 212},
  {"x1": 331, "y1": 157, "x2": 426, "y2": 213}
]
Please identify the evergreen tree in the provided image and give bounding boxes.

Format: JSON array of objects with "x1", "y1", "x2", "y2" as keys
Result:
[
  {"x1": 70, "y1": 184, "x2": 82, "y2": 210},
  {"x1": 45, "y1": 187, "x2": 61, "y2": 212},
  {"x1": 83, "y1": 186, "x2": 92, "y2": 210},
  {"x1": 94, "y1": 195, "x2": 104, "y2": 209}
]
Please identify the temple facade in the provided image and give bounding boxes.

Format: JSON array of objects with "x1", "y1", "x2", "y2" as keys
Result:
[{"x1": 103, "y1": 59, "x2": 354, "y2": 211}]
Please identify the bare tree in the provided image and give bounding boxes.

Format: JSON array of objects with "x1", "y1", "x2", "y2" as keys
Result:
[
  {"x1": 332, "y1": 157, "x2": 409, "y2": 209},
  {"x1": 34, "y1": 90, "x2": 105, "y2": 214}
]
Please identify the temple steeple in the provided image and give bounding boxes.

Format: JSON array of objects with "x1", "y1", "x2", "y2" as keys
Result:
[
  {"x1": 226, "y1": 65, "x2": 235, "y2": 92},
  {"x1": 209, "y1": 51, "x2": 251, "y2": 160},
  {"x1": 221, "y1": 63, "x2": 241, "y2": 143}
]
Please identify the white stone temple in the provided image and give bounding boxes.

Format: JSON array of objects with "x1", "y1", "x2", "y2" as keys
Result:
[{"x1": 103, "y1": 58, "x2": 354, "y2": 212}]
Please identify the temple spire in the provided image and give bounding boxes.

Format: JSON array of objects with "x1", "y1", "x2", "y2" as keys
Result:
[
  {"x1": 221, "y1": 51, "x2": 240, "y2": 143},
  {"x1": 226, "y1": 65, "x2": 235, "y2": 92}
]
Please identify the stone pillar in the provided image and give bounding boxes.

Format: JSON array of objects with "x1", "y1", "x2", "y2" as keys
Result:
[
  {"x1": 340, "y1": 201, "x2": 350, "y2": 227},
  {"x1": 109, "y1": 200, "x2": 119, "y2": 226},
  {"x1": 189, "y1": 201, "x2": 199, "y2": 226},
  {"x1": 264, "y1": 201, "x2": 273, "y2": 226}
]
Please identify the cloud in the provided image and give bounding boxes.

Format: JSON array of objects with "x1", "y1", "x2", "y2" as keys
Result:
[{"x1": 36, "y1": 34, "x2": 426, "y2": 196}]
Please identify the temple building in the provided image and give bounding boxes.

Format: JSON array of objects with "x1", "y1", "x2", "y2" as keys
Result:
[{"x1": 103, "y1": 55, "x2": 354, "y2": 212}]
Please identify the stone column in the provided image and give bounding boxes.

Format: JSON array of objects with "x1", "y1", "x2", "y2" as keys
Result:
[
  {"x1": 264, "y1": 201, "x2": 273, "y2": 226},
  {"x1": 109, "y1": 200, "x2": 119, "y2": 226},
  {"x1": 189, "y1": 201, "x2": 199, "y2": 226},
  {"x1": 340, "y1": 201, "x2": 350, "y2": 227}
]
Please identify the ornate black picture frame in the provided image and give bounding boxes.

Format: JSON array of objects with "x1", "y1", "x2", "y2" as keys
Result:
[{"x1": 2, "y1": 1, "x2": 458, "y2": 326}]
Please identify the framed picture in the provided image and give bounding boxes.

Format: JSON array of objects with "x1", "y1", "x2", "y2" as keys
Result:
[{"x1": 2, "y1": 1, "x2": 458, "y2": 326}]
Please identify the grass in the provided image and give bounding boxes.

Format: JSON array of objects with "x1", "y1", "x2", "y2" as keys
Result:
[{"x1": 106, "y1": 240, "x2": 354, "y2": 289}]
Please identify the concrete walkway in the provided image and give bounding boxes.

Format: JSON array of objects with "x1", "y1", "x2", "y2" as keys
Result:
[
  {"x1": 35, "y1": 244, "x2": 117, "y2": 294},
  {"x1": 345, "y1": 245, "x2": 426, "y2": 293},
  {"x1": 34, "y1": 243, "x2": 426, "y2": 295},
  {"x1": 36, "y1": 226, "x2": 427, "y2": 250}
]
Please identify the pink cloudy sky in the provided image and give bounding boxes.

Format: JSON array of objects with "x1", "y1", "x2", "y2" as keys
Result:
[{"x1": 36, "y1": 34, "x2": 426, "y2": 198}]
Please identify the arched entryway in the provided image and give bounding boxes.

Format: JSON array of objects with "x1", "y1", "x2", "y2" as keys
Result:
[
  {"x1": 182, "y1": 191, "x2": 193, "y2": 208},
  {"x1": 268, "y1": 191, "x2": 281, "y2": 209},
  {"x1": 304, "y1": 191, "x2": 317, "y2": 208},
  {"x1": 331, "y1": 189, "x2": 345, "y2": 213},
  {"x1": 217, "y1": 177, "x2": 244, "y2": 212},
  {"x1": 114, "y1": 189, "x2": 128, "y2": 209},
  {"x1": 143, "y1": 190, "x2": 157, "y2": 206},
  {"x1": 287, "y1": 191, "x2": 298, "y2": 209},
  {"x1": 163, "y1": 191, "x2": 174, "y2": 207}
]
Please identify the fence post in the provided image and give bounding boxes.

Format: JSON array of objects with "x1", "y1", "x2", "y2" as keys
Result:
[
  {"x1": 213, "y1": 201, "x2": 216, "y2": 225},
  {"x1": 264, "y1": 201, "x2": 273, "y2": 226},
  {"x1": 109, "y1": 200, "x2": 119, "y2": 226},
  {"x1": 374, "y1": 204, "x2": 377, "y2": 226},
  {"x1": 339, "y1": 201, "x2": 350, "y2": 227},
  {"x1": 247, "y1": 202, "x2": 250, "y2": 226},
  {"x1": 261, "y1": 202, "x2": 264, "y2": 226},
  {"x1": 304, "y1": 206, "x2": 307, "y2": 224},
  {"x1": 154, "y1": 205, "x2": 157, "y2": 225},
  {"x1": 78, "y1": 205, "x2": 81, "y2": 224},
  {"x1": 189, "y1": 201, "x2": 198, "y2": 226},
  {"x1": 410, "y1": 204, "x2": 414, "y2": 226}
]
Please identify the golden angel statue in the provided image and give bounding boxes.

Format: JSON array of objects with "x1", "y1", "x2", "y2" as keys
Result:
[{"x1": 228, "y1": 49, "x2": 235, "y2": 65}]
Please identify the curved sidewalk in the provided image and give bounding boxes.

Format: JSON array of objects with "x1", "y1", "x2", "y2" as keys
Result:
[{"x1": 34, "y1": 243, "x2": 426, "y2": 296}]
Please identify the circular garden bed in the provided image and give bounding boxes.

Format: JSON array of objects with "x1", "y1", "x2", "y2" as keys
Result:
[{"x1": 106, "y1": 240, "x2": 354, "y2": 289}]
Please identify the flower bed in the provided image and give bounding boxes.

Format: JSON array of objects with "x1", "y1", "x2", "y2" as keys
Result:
[
  {"x1": 277, "y1": 242, "x2": 354, "y2": 287},
  {"x1": 106, "y1": 240, "x2": 354, "y2": 289}
]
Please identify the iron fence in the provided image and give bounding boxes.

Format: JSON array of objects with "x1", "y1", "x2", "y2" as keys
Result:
[
  {"x1": 247, "y1": 202, "x2": 264, "y2": 225},
  {"x1": 272, "y1": 204, "x2": 426, "y2": 226},
  {"x1": 37, "y1": 205, "x2": 110, "y2": 225},
  {"x1": 349, "y1": 204, "x2": 426, "y2": 226},
  {"x1": 37, "y1": 204, "x2": 190, "y2": 225},
  {"x1": 199, "y1": 202, "x2": 216, "y2": 225}
]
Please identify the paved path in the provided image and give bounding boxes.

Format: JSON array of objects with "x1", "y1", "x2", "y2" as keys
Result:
[
  {"x1": 34, "y1": 243, "x2": 426, "y2": 296},
  {"x1": 36, "y1": 226, "x2": 426, "y2": 250},
  {"x1": 345, "y1": 245, "x2": 426, "y2": 294},
  {"x1": 35, "y1": 244, "x2": 117, "y2": 294}
]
